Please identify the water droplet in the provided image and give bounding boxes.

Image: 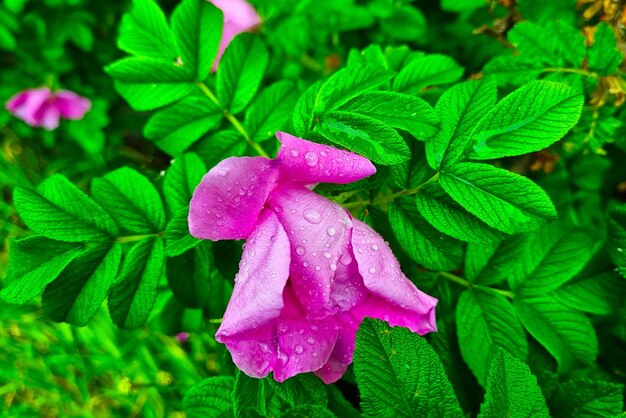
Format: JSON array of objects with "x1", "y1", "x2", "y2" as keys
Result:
[
  {"x1": 306, "y1": 337, "x2": 315, "y2": 345},
  {"x1": 329, "y1": 263, "x2": 337, "y2": 272},
  {"x1": 368, "y1": 267, "x2": 377, "y2": 274},
  {"x1": 357, "y1": 248, "x2": 364, "y2": 254},
  {"x1": 303, "y1": 261, "x2": 310, "y2": 268},
  {"x1": 296, "y1": 246, "x2": 306, "y2": 256},
  {"x1": 303, "y1": 208, "x2": 322, "y2": 224},
  {"x1": 290, "y1": 149, "x2": 299, "y2": 157},
  {"x1": 217, "y1": 168, "x2": 228, "y2": 176},
  {"x1": 304, "y1": 151, "x2": 318, "y2": 166},
  {"x1": 294, "y1": 345, "x2": 304, "y2": 354},
  {"x1": 340, "y1": 253, "x2": 352, "y2": 265},
  {"x1": 216, "y1": 220, "x2": 223, "y2": 226},
  {"x1": 259, "y1": 342, "x2": 270, "y2": 353},
  {"x1": 312, "y1": 352, "x2": 318, "y2": 358},
  {"x1": 217, "y1": 196, "x2": 223, "y2": 202},
  {"x1": 274, "y1": 206, "x2": 283, "y2": 213},
  {"x1": 315, "y1": 265, "x2": 321, "y2": 271},
  {"x1": 323, "y1": 251, "x2": 332, "y2": 259},
  {"x1": 320, "y1": 150, "x2": 327, "y2": 157},
  {"x1": 371, "y1": 244, "x2": 379, "y2": 251},
  {"x1": 326, "y1": 226, "x2": 337, "y2": 236}
]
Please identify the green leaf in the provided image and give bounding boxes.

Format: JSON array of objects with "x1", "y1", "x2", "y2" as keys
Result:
[
  {"x1": 554, "y1": 270, "x2": 626, "y2": 315},
  {"x1": 390, "y1": 143, "x2": 434, "y2": 189},
  {"x1": 426, "y1": 78, "x2": 497, "y2": 169},
  {"x1": 389, "y1": 197, "x2": 463, "y2": 271},
  {"x1": 464, "y1": 235, "x2": 529, "y2": 285},
  {"x1": 281, "y1": 405, "x2": 337, "y2": 418},
  {"x1": 441, "y1": 0, "x2": 486, "y2": 12},
  {"x1": 548, "y1": 379, "x2": 624, "y2": 418},
  {"x1": 327, "y1": 385, "x2": 361, "y2": 418},
  {"x1": 217, "y1": 33, "x2": 269, "y2": 114},
  {"x1": 171, "y1": 0, "x2": 222, "y2": 80},
  {"x1": 478, "y1": 349, "x2": 549, "y2": 418},
  {"x1": 316, "y1": 111, "x2": 410, "y2": 165},
  {"x1": 245, "y1": 81, "x2": 300, "y2": 143},
  {"x1": 393, "y1": 54, "x2": 464, "y2": 95},
  {"x1": 354, "y1": 318, "x2": 463, "y2": 418},
  {"x1": 167, "y1": 242, "x2": 212, "y2": 308},
  {"x1": 43, "y1": 244, "x2": 122, "y2": 326},
  {"x1": 469, "y1": 81, "x2": 584, "y2": 159},
  {"x1": 482, "y1": 56, "x2": 543, "y2": 87},
  {"x1": 106, "y1": 57, "x2": 195, "y2": 111},
  {"x1": 608, "y1": 204, "x2": 626, "y2": 278},
  {"x1": 515, "y1": 295, "x2": 598, "y2": 373},
  {"x1": 512, "y1": 226, "x2": 595, "y2": 294},
  {"x1": 269, "y1": 374, "x2": 328, "y2": 407},
  {"x1": 194, "y1": 129, "x2": 247, "y2": 170},
  {"x1": 0, "y1": 237, "x2": 83, "y2": 304},
  {"x1": 588, "y1": 22, "x2": 623, "y2": 75},
  {"x1": 166, "y1": 208, "x2": 201, "y2": 256},
  {"x1": 164, "y1": 152, "x2": 207, "y2": 213},
  {"x1": 508, "y1": 21, "x2": 585, "y2": 67},
  {"x1": 439, "y1": 163, "x2": 557, "y2": 234},
  {"x1": 233, "y1": 371, "x2": 268, "y2": 418},
  {"x1": 117, "y1": 0, "x2": 178, "y2": 59},
  {"x1": 341, "y1": 91, "x2": 439, "y2": 139},
  {"x1": 293, "y1": 80, "x2": 323, "y2": 137},
  {"x1": 456, "y1": 289, "x2": 528, "y2": 385},
  {"x1": 314, "y1": 65, "x2": 394, "y2": 114},
  {"x1": 415, "y1": 182, "x2": 506, "y2": 243},
  {"x1": 516, "y1": 0, "x2": 576, "y2": 25},
  {"x1": 144, "y1": 96, "x2": 222, "y2": 156},
  {"x1": 14, "y1": 175, "x2": 118, "y2": 242},
  {"x1": 109, "y1": 237, "x2": 165, "y2": 329},
  {"x1": 184, "y1": 377, "x2": 234, "y2": 418},
  {"x1": 92, "y1": 167, "x2": 166, "y2": 234}
]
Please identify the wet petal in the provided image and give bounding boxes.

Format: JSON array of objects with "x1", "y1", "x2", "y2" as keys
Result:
[
  {"x1": 276, "y1": 132, "x2": 376, "y2": 185},
  {"x1": 6, "y1": 88, "x2": 51, "y2": 127},
  {"x1": 314, "y1": 312, "x2": 359, "y2": 384},
  {"x1": 350, "y1": 219, "x2": 438, "y2": 334},
  {"x1": 210, "y1": 0, "x2": 261, "y2": 30},
  {"x1": 54, "y1": 90, "x2": 91, "y2": 120},
  {"x1": 267, "y1": 184, "x2": 352, "y2": 317},
  {"x1": 189, "y1": 156, "x2": 279, "y2": 240}
]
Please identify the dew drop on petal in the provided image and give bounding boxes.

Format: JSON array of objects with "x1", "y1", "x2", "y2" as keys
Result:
[
  {"x1": 306, "y1": 337, "x2": 315, "y2": 345},
  {"x1": 368, "y1": 267, "x2": 377, "y2": 274},
  {"x1": 304, "y1": 151, "x2": 318, "y2": 167},
  {"x1": 294, "y1": 345, "x2": 304, "y2": 354},
  {"x1": 371, "y1": 244, "x2": 379, "y2": 251},
  {"x1": 315, "y1": 265, "x2": 321, "y2": 271},
  {"x1": 303, "y1": 261, "x2": 310, "y2": 268},
  {"x1": 217, "y1": 168, "x2": 228, "y2": 177},
  {"x1": 323, "y1": 251, "x2": 332, "y2": 259},
  {"x1": 303, "y1": 208, "x2": 322, "y2": 224},
  {"x1": 326, "y1": 226, "x2": 337, "y2": 237},
  {"x1": 339, "y1": 253, "x2": 352, "y2": 265},
  {"x1": 296, "y1": 246, "x2": 306, "y2": 256},
  {"x1": 329, "y1": 263, "x2": 337, "y2": 272},
  {"x1": 290, "y1": 149, "x2": 299, "y2": 157}
]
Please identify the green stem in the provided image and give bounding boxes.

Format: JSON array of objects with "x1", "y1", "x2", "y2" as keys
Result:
[
  {"x1": 542, "y1": 67, "x2": 599, "y2": 79},
  {"x1": 342, "y1": 172, "x2": 440, "y2": 210},
  {"x1": 437, "y1": 271, "x2": 515, "y2": 299},
  {"x1": 115, "y1": 233, "x2": 163, "y2": 244},
  {"x1": 196, "y1": 82, "x2": 270, "y2": 158},
  {"x1": 208, "y1": 318, "x2": 223, "y2": 324}
]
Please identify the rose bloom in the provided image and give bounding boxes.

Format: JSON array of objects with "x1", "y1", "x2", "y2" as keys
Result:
[
  {"x1": 6, "y1": 87, "x2": 91, "y2": 131},
  {"x1": 189, "y1": 132, "x2": 438, "y2": 383}
]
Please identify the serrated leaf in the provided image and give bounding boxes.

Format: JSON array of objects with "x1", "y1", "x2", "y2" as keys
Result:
[
  {"x1": 106, "y1": 57, "x2": 195, "y2": 111},
  {"x1": 469, "y1": 81, "x2": 584, "y2": 159},
  {"x1": 554, "y1": 270, "x2": 626, "y2": 315},
  {"x1": 269, "y1": 374, "x2": 328, "y2": 407},
  {"x1": 217, "y1": 33, "x2": 269, "y2": 114},
  {"x1": 390, "y1": 143, "x2": 434, "y2": 189},
  {"x1": 233, "y1": 371, "x2": 268, "y2": 418},
  {"x1": 316, "y1": 111, "x2": 410, "y2": 165},
  {"x1": 117, "y1": 0, "x2": 178, "y2": 59},
  {"x1": 184, "y1": 377, "x2": 234, "y2": 418},
  {"x1": 293, "y1": 80, "x2": 323, "y2": 137},
  {"x1": 109, "y1": 237, "x2": 164, "y2": 329},
  {"x1": 508, "y1": 21, "x2": 585, "y2": 67},
  {"x1": 548, "y1": 379, "x2": 624, "y2": 418},
  {"x1": 14, "y1": 175, "x2": 118, "y2": 242},
  {"x1": 167, "y1": 242, "x2": 212, "y2": 308},
  {"x1": 465, "y1": 235, "x2": 529, "y2": 285},
  {"x1": 426, "y1": 78, "x2": 497, "y2": 169},
  {"x1": 415, "y1": 182, "x2": 506, "y2": 243},
  {"x1": 144, "y1": 96, "x2": 222, "y2": 156},
  {"x1": 588, "y1": 22, "x2": 622, "y2": 75},
  {"x1": 388, "y1": 198, "x2": 463, "y2": 271},
  {"x1": 439, "y1": 162, "x2": 557, "y2": 234},
  {"x1": 478, "y1": 349, "x2": 549, "y2": 418},
  {"x1": 194, "y1": 129, "x2": 248, "y2": 169},
  {"x1": 512, "y1": 226, "x2": 595, "y2": 294},
  {"x1": 314, "y1": 65, "x2": 394, "y2": 114},
  {"x1": 393, "y1": 54, "x2": 464, "y2": 95},
  {"x1": 245, "y1": 81, "x2": 300, "y2": 143},
  {"x1": 0, "y1": 237, "x2": 83, "y2": 304},
  {"x1": 171, "y1": 0, "x2": 222, "y2": 80},
  {"x1": 43, "y1": 244, "x2": 121, "y2": 326},
  {"x1": 92, "y1": 167, "x2": 165, "y2": 234},
  {"x1": 327, "y1": 385, "x2": 361, "y2": 418},
  {"x1": 608, "y1": 204, "x2": 626, "y2": 278},
  {"x1": 281, "y1": 405, "x2": 337, "y2": 418},
  {"x1": 164, "y1": 152, "x2": 207, "y2": 213},
  {"x1": 515, "y1": 295, "x2": 598, "y2": 373},
  {"x1": 456, "y1": 289, "x2": 528, "y2": 385},
  {"x1": 166, "y1": 208, "x2": 201, "y2": 256},
  {"x1": 341, "y1": 91, "x2": 439, "y2": 139},
  {"x1": 482, "y1": 56, "x2": 542, "y2": 87},
  {"x1": 354, "y1": 318, "x2": 463, "y2": 418}
]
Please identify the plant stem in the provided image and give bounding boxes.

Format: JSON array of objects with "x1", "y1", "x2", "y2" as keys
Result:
[
  {"x1": 196, "y1": 81, "x2": 270, "y2": 158},
  {"x1": 208, "y1": 318, "x2": 223, "y2": 324},
  {"x1": 542, "y1": 67, "x2": 599, "y2": 79},
  {"x1": 116, "y1": 233, "x2": 163, "y2": 244},
  {"x1": 342, "y1": 172, "x2": 440, "y2": 210},
  {"x1": 437, "y1": 271, "x2": 515, "y2": 299}
]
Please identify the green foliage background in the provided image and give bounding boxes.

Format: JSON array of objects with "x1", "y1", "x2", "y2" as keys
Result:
[{"x1": 1, "y1": 0, "x2": 626, "y2": 416}]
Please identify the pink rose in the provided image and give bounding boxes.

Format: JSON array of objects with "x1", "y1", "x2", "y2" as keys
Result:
[
  {"x1": 189, "y1": 132, "x2": 438, "y2": 383},
  {"x1": 6, "y1": 88, "x2": 91, "y2": 131},
  {"x1": 209, "y1": 0, "x2": 261, "y2": 70}
]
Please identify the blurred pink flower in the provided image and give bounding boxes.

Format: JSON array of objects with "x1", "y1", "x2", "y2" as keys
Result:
[
  {"x1": 6, "y1": 88, "x2": 91, "y2": 131},
  {"x1": 189, "y1": 132, "x2": 438, "y2": 383},
  {"x1": 176, "y1": 332, "x2": 190, "y2": 343},
  {"x1": 209, "y1": 0, "x2": 261, "y2": 70}
]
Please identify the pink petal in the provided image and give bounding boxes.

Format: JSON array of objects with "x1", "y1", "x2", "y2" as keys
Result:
[
  {"x1": 276, "y1": 132, "x2": 376, "y2": 185},
  {"x1": 189, "y1": 157, "x2": 279, "y2": 240},
  {"x1": 209, "y1": 0, "x2": 261, "y2": 30},
  {"x1": 35, "y1": 101, "x2": 61, "y2": 131},
  {"x1": 6, "y1": 88, "x2": 52, "y2": 127},
  {"x1": 350, "y1": 219, "x2": 438, "y2": 335},
  {"x1": 212, "y1": 20, "x2": 241, "y2": 72},
  {"x1": 54, "y1": 90, "x2": 91, "y2": 120},
  {"x1": 267, "y1": 184, "x2": 353, "y2": 317},
  {"x1": 314, "y1": 312, "x2": 360, "y2": 384}
]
